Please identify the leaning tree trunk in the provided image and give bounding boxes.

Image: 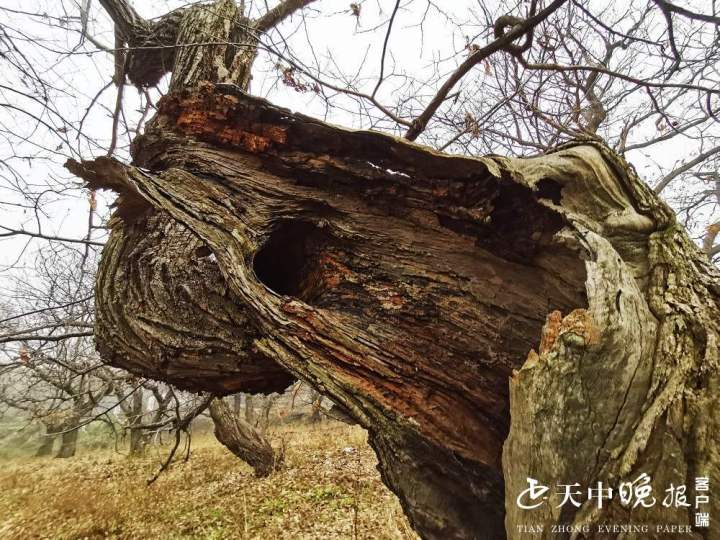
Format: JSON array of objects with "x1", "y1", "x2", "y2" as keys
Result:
[
  {"x1": 69, "y1": 85, "x2": 720, "y2": 538},
  {"x1": 209, "y1": 398, "x2": 281, "y2": 477},
  {"x1": 71, "y1": 1, "x2": 720, "y2": 538}
]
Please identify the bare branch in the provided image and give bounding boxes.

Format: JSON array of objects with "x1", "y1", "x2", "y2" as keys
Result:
[
  {"x1": 0, "y1": 331, "x2": 94, "y2": 345},
  {"x1": 371, "y1": 0, "x2": 401, "y2": 99},
  {"x1": 652, "y1": 0, "x2": 720, "y2": 25},
  {"x1": 654, "y1": 145, "x2": 720, "y2": 194},
  {"x1": 0, "y1": 226, "x2": 105, "y2": 246},
  {"x1": 97, "y1": 0, "x2": 145, "y2": 39},
  {"x1": 255, "y1": 0, "x2": 318, "y2": 33},
  {"x1": 404, "y1": 0, "x2": 569, "y2": 140}
]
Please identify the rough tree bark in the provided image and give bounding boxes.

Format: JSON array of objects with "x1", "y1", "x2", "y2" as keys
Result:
[
  {"x1": 209, "y1": 397, "x2": 281, "y2": 477},
  {"x1": 69, "y1": 1, "x2": 720, "y2": 538},
  {"x1": 94, "y1": 0, "x2": 297, "y2": 473}
]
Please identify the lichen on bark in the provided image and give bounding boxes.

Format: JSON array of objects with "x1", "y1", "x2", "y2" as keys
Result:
[{"x1": 503, "y1": 147, "x2": 720, "y2": 539}]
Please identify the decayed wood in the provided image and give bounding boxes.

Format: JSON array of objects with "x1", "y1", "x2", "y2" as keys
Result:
[
  {"x1": 503, "y1": 208, "x2": 720, "y2": 537},
  {"x1": 77, "y1": 2, "x2": 720, "y2": 538},
  {"x1": 498, "y1": 147, "x2": 720, "y2": 539},
  {"x1": 68, "y1": 83, "x2": 720, "y2": 537}
]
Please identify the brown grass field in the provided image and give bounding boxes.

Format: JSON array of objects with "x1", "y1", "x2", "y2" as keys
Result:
[{"x1": 0, "y1": 422, "x2": 418, "y2": 539}]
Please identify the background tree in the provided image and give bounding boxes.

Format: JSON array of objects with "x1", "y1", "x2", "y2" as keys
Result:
[
  {"x1": 0, "y1": 246, "x2": 110, "y2": 458},
  {"x1": 0, "y1": 227, "x2": 279, "y2": 471}
]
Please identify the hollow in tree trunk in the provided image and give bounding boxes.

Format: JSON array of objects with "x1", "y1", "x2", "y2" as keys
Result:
[{"x1": 71, "y1": 1, "x2": 720, "y2": 538}]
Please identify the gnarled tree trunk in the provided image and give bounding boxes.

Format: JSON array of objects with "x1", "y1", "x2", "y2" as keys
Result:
[
  {"x1": 209, "y1": 397, "x2": 281, "y2": 477},
  {"x1": 70, "y1": 85, "x2": 720, "y2": 538},
  {"x1": 71, "y1": 1, "x2": 720, "y2": 538}
]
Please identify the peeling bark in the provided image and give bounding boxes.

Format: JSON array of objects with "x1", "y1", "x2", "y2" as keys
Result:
[
  {"x1": 67, "y1": 88, "x2": 720, "y2": 537},
  {"x1": 503, "y1": 200, "x2": 720, "y2": 537},
  {"x1": 76, "y1": 1, "x2": 720, "y2": 538}
]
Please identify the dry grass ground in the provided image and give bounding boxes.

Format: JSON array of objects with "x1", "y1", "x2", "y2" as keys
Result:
[{"x1": 0, "y1": 422, "x2": 418, "y2": 539}]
